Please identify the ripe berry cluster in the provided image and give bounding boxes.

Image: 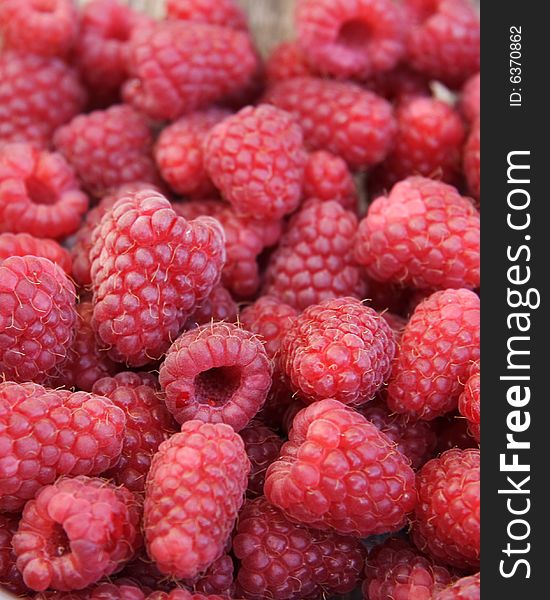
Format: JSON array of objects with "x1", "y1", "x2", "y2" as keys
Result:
[{"x1": 0, "y1": 0, "x2": 480, "y2": 599}]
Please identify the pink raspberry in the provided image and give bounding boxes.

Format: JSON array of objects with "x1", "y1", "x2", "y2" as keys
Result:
[
  {"x1": 12, "y1": 476, "x2": 141, "y2": 591},
  {"x1": 265, "y1": 77, "x2": 396, "y2": 170},
  {"x1": 159, "y1": 322, "x2": 271, "y2": 431},
  {"x1": 434, "y1": 573, "x2": 480, "y2": 600},
  {"x1": 1, "y1": 514, "x2": 30, "y2": 596},
  {"x1": 166, "y1": 0, "x2": 248, "y2": 30},
  {"x1": 123, "y1": 21, "x2": 259, "y2": 121},
  {"x1": 90, "y1": 189, "x2": 225, "y2": 366},
  {"x1": 303, "y1": 150, "x2": 358, "y2": 211},
  {"x1": 0, "y1": 143, "x2": 89, "y2": 239},
  {"x1": 233, "y1": 496, "x2": 366, "y2": 600},
  {"x1": 280, "y1": 297, "x2": 395, "y2": 405},
  {"x1": 265, "y1": 399, "x2": 416, "y2": 536},
  {"x1": 459, "y1": 72, "x2": 480, "y2": 124},
  {"x1": 155, "y1": 109, "x2": 231, "y2": 198},
  {"x1": 265, "y1": 41, "x2": 314, "y2": 83},
  {"x1": 364, "y1": 63, "x2": 431, "y2": 103},
  {"x1": 363, "y1": 537, "x2": 455, "y2": 600},
  {"x1": 413, "y1": 449, "x2": 480, "y2": 569},
  {"x1": 54, "y1": 105, "x2": 158, "y2": 198},
  {"x1": 185, "y1": 285, "x2": 238, "y2": 330},
  {"x1": 0, "y1": 52, "x2": 86, "y2": 149},
  {"x1": 0, "y1": 232, "x2": 72, "y2": 274},
  {"x1": 264, "y1": 200, "x2": 364, "y2": 311},
  {"x1": 387, "y1": 288, "x2": 480, "y2": 420},
  {"x1": 0, "y1": 381, "x2": 125, "y2": 512},
  {"x1": 404, "y1": 0, "x2": 480, "y2": 88},
  {"x1": 0, "y1": 256, "x2": 77, "y2": 384},
  {"x1": 355, "y1": 176, "x2": 480, "y2": 291},
  {"x1": 204, "y1": 105, "x2": 307, "y2": 220},
  {"x1": 0, "y1": 0, "x2": 78, "y2": 58},
  {"x1": 144, "y1": 421, "x2": 250, "y2": 579},
  {"x1": 458, "y1": 360, "x2": 480, "y2": 442},
  {"x1": 464, "y1": 118, "x2": 480, "y2": 202}
]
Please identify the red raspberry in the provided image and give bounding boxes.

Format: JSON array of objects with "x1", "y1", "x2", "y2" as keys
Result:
[
  {"x1": 174, "y1": 199, "x2": 282, "y2": 298},
  {"x1": 434, "y1": 572, "x2": 480, "y2": 600},
  {"x1": 188, "y1": 553, "x2": 235, "y2": 597},
  {"x1": 75, "y1": 0, "x2": 152, "y2": 108},
  {"x1": 166, "y1": 0, "x2": 248, "y2": 30},
  {"x1": 369, "y1": 97, "x2": 466, "y2": 192},
  {"x1": 234, "y1": 496, "x2": 366, "y2": 600},
  {"x1": 144, "y1": 421, "x2": 250, "y2": 579},
  {"x1": 265, "y1": 399, "x2": 416, "y2": 536},
  {"x1": 0, "y1": 256, "x2": 77, "y2": 383},
  {"x1": 265, "y1": 41, "x2": 314, "y2": 83},
  {"x1": 464, "y1": 118, "x2": 480, "y2": 202},
  {"x1": 147, "y1": 592, "x2": 228, "y2": 600},
  {"x1": 92, "y1": 372, "x2": 177, "y2": 492},
  {"x1": 435, "y1": 414, "x2": 478, "y2": 453},
  {"x1": 363, "y1": 537, "x2": 455, "y2": 600},
  {"x1": 240, "y1": 420, "x2": 284, "y2": 497},
  {"x1": 387, "y1": 289, "x2": 480, "y2": 420},
  {"x1": 13, "y1": 476, "x2": 141, "y2": 591},
  {"x1": 159, "y1": 322, "x2": 271, "y2": 431},
  {"x1": 42, "y1": 582, "x2": 147, "y2": 600},
  {"x1": 413, "y1": 449, "x2": 480, "y2": 569},
  {"x1": 303, "y1": 151, "x2": 358, "y2": 211},
  {"x1": 359, "y1": 398, "x2": 437, "y2": 469},
  {"x1": 355, "y1": 177, "x2": 480, "y2": 291},
  {"x1": 404, "y1": 0, "x2": 480, "y2": 88},
  {"x1": 185, "y1": 285, "x2": 238, "y2": 330},
  {"x1": 240, "y1": 296, "x2": 298, "y2": 361},
  {"x1": 54, "y1": 105, "x2": 158, "y2": 198},
  {"x1": 0, "y1": 0, "x2": 78, "y2": 58},
  {"x1": 155, "y1": 109, "x2": 231, "y2": 198},
  {"x1": 364, "y1": 63, "x2": 431, "y2": 103},
  {"x1": 0, "y1": 143, "x2": 89, "y2": 239},
  {"x1": 459, "y1": 72, "x2": 480, "y2": 124},
  {"x1": 0, "y1": 52, "x2": 86, "y2": 149},
  {"x1": 458, "y1": 360, "x2": 480, "y2": 442},
  {"x1": 265, "y1": 77, "x2": 396, "y2": 170},
  {"x1": 0, "y1": 381, "x2": 125, "y2": 512},
  {"x1": 123, "y1": 21, "x2": 259, "y2": 121},
  {"x1": 0, "y1": 232, "x2": 72, "y2": 274},
  {"x1": 295, "y1": 0, "x2": 405, "y2": 79},
  {"x1": 264, "y1": 200, "x2": 364, "y2": 311},
  {"x1": 280, "y1": 297, "x2": 395, "y2": 405},
  {"x1": 90, "y1": 189, "x2": 225, "y2": 366},
  {"x1": 203, "y1": 105, "x2": 307, "y2": 220},
  {"x1": 1, "y1": 514, "x2": 30, "y2": 596}
]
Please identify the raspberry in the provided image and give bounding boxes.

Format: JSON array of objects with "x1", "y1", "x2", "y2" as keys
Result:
[
  {"x1": 90, "y1": 189, "x2": 225, "y2": 366},
  {"x1": 0, "y1": 143, "x2": 89, "y2": 239},
  {"x1": 233, "y1": 496, "x2": 366, "y2": 600},
  {"x1": 240, "y1": 296, "x2": 298, "y2": 361},
  {"x1": 387, "y1": 289, "x2": 480, "y2": 420},
  {"x1": 459, "y1": 73, "x2": 480, "y2": 124},
  {"x1": 280, "y1": 297, "x2": 395, "y2": 405},
  {"x1": 266, "y1": 399, "x2": 416, "y2": 536},
  {"x1": 434, "y1": 572, "x2": 480, "y2": 600},
  {"x1": 147, "y1": 592, "x2": 228, "y2": 600},
  {"x1": 355, "y1": 177, "x2": 480, "y2": 291},
  {"x1": 1, "y1": 514, "x2": 30, "y2": 596},
  {"x1": 0, "y1": 52, "x2": 86, "y2": 149},
  {"x1": 166, "y1": 0, "x2": 248, "y2": 30},
  {"x1": 358, "y1": 398, "x2": 437, "y2": 469},
  {"x1": 123, "y1": 21, "x2": 259, "y2": 121},
  {"x1": 263, "y1": 200, "x2": 364, "y2": 311},
  {"x1": 0, "y1": 0, "x2": 78, "y2": 58},
  {"x1": 0, "y1": 381, "x2": 125, "y2": 512},
  {"x1": 458, "y1": 360, "x2": 480, "y2": 442},
  {"x1": 0, "y1": 233, "x2": 72, "y2": 275},
  {"x1": 155, "y1": 109, "x2": 231, "y2": 198},
  {"x1": 239, "y1": 420, "x2": 283, "y2": 497},
  {"x1": 12, "y1": 476, "x2": 141, "y2": 591},
  {"x1": 265, "y1": 77, "x2": 396, "y2": 170},
  {"x1": 92, "y1": 372, "x2": 177, "y2": 492},
  {"x1": 144, "y1": 421, "x2": 250, "y2": 579},
  {"x1": 363, "y1": 537, "x2": 455, "y2": 600},
  {"x1": 54, "y1": 105, "x2": 158, "y2": 198},
  {"x1": 37, "y1": 582, "x2": 147, "y2": 600},
  {"x1": 464, "y1": 118, "x2": 480, "y2": 202},
  {"x1": 159, "y1": 322, "x2": 271, "y2": 431},
  {"x1": 413, "y1": 449, "x2": 480, "y2": 569},
  {"x1": 369, "y1": 97, "x2": 466, "y2": 192},
  {"x1": 203, "y1": 105, "x2": 307, "y2": 220},
  {"x1": 303, "y1": 151, "x2": 358, "y2": 211},
  {"x1": 185, "y1": 285, "x2": 238, "y2": 330},
  {"x1": 188, "y1": 553, "x2": 235, "y2": 597},
  {"x1": 364, "y1": 63, "x2": 431, "y2": 103},
  {"x1": 0, "y1": 256, "x2": 77, "y2": 384},
  {"x1": 404, "y1": 0, "x2": 480, "y2": 88},
  {"x1": 265, "y1": 41, "x2": 314, "y2": 83},
  {"x1": 295, "y1": 0, "x2": 405, "y2": 79}
]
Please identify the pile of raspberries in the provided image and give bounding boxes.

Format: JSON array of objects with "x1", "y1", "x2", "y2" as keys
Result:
[{"x1": 0, "y1": 0, "x2": 480, "y2": 599}]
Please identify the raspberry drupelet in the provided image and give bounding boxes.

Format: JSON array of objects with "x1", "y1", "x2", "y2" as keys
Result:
[
  {"x1": 0, "y1": 233, "x2": 72, "y2": 275},
  {"x1": 265, "y1": 399, "x2": 416, "y2": 536},
  {"x1": 144, "y1": 421, "x2": 250, "y2": 579},
  {"x1": 435, "y1": 572, "x2": 480, "y2": 600},
  {"x1": 12, "y1": 476, "x2": 141, "y2": 591},
  {"x1": 166, "y1": 0, "x2": 248, "y2": 30},
  {"x1": 464, "y1": 118, "x2": 480, "y2": 202},
  {"x1": 458, "y1": 360, "x2": 480, "y2": 442},
  {"x1": 159, "y1": 323, "x2": 272, "y2": 431}
]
